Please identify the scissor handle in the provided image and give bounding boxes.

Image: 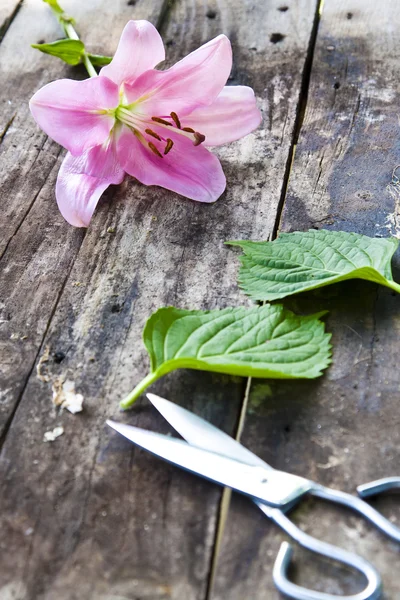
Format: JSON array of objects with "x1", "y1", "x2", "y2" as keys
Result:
[
  {"x1": 255, "y1": 478, "x2": 400, "y2": 600},
  {"x1": 311, "y1": 479, "x2": 400, "y2": 542},
  {"x1": 255, "y1": 504, "x2": 382, "y2": 600},
  {"x1": 273, "y1": 538, "x2": 381, "y2": 600},
  {"x1": 357, "y1": 476, "x2": 400, "y2": 499}
]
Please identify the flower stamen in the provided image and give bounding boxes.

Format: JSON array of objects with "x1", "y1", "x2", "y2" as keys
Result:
[
  {"x1": 148, "y1": 142, "x2": 163, "y2": 158},
  {"x1": 164, "y1": 138, "x2": 174, "y2": 155},
  {"x1": 170, "y1": 112, "x2": 181, "y2": 129},
  {"x1": 145, "y1": 128, "x2": 162, "y2": 141},
  {"x1": 151, "y1": 114, "x2": 206, "y2": 147},
  {"x1": 152, "y1": 117, "x2": 172, "y2": 126}
]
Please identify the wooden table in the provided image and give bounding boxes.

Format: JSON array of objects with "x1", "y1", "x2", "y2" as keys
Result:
[{"x1": 1, "y1": 0, "x2": 399, "y2": 598}]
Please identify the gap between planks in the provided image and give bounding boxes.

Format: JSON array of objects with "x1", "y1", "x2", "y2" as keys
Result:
[
  {"x1": 0, "y1": 231, "x2": 86, "y2": 454},
  {"x1": 0, "y1": 0, "x2": 23, "y2": 43},
  {"x1": 204, "y1": 0, "x2": 324, "y2": 597},
  {"x1": 272, "y1": 0, "x2": 324, "y2": 239},
  {"x1": 205, "y1": 377, "x2": 252, "y2": 600}
]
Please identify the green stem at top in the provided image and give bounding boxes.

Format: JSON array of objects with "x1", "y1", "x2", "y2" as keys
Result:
[
  {"x1": 63, "y1": 22, "x2": 97, "y2": 78},
  {"x1": 44, "y1": 0, "x2": 97, "y2": 78}
]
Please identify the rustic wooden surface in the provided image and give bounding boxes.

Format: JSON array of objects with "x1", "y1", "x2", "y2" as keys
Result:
[{"x1": 1, "y1": 0, "x2": 399, "y2": 599}]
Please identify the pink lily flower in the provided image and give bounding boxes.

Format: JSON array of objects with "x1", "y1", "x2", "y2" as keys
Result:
[{"x1": 29, "y1": 20, "x2": 261, "y2": 227}]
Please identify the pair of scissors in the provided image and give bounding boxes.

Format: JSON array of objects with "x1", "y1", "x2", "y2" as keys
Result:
[{"x1": 107, "y1": 394, "x2": 400, "y2": 600}]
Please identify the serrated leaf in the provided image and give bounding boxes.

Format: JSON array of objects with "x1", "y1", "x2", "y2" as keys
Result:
[
  {"x1": 32, "y1": 39, "x2": 84, "y2": 65},
  {"x1": 120, "y1": 305, "x2": 331, "y2": 409},
  {"x1": 88, "y1": 53, "x2": 113, "y2": 66},
  {"x1": 228, "y1": 230, "x2": 400, "y2": 301}
]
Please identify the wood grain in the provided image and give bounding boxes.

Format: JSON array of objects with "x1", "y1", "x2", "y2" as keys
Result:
[
  {"x1": 0, "y1": 0, "x2": 318, "y2": 598},
  {"x1": 212, "y1": 1, "x2": 400, "y2": 598}
]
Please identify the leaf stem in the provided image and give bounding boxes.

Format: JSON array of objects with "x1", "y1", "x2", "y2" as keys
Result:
[
  {"x1": 385, "y1": 280, "x2": 400, "y2": 294},
  {"x1": 119, "y1": 372, "x2": 160, "y2": 410},
  {"x1": 63, "y1": 21, "x2": 97, "y2": 78},
  {"x1": 44, "y1": 0, "x2": 97, "y2": 78}
]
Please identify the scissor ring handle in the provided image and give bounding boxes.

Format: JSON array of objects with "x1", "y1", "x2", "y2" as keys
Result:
[
  {"x1": 357, "y1": 476, "x2": 400, "y2": 499},
  {"x1": 311, "y1": 483, "x2": 400, "y2": 543},
  {"x1": 257, "y1": 477, "x2": 400, "y2": 600},
  {"x1": 273, "y1": 539, "x2": 382, "y2": 600}
]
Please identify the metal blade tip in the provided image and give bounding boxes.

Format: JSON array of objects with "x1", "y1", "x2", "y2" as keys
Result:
[
  {"x1": 106, "y1": 419, "x2": 118, "y2": 429},
  {"x1": 146, "y1": 393, "x2": 172, "y2": 408},
  {"x1": 106, "y1": 419, "x2": 129, "y2": 435}
]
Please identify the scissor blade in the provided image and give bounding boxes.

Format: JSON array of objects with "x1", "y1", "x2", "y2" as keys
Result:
[
  {"x1": 107, "y1": 420, "x2": 311, "y2": 507},
  {"x1": 146, "y1": 393, "x2": 271, "y2": 470}
]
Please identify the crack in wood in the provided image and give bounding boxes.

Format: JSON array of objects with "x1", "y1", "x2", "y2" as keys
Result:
[
  {"x1": 0, "y1": 112, "x2": 16, "y2": 146},
  {"x1": 0, "y1": 0, "x2": 23, "y2": 43},
  {"x1": 0, "y1": 229, "x2": 87, "y2": 456},
  {"x1": 272, "y1": 0, "x2": 324, "y2": 240},
  {"x1": 349, "y1": 92, "x2": 362, "y2": 134},
  {"x1": 156, "y1": 0, "x2": 177, "y2": 34},
  {"x1": 204, "y1": 377, "x2": 252, "y2": 600},
  {"x1": 0, "y1": 146, "x2": 64, "y2": 262}
]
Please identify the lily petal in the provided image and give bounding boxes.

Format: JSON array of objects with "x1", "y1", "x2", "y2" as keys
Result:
[
  {"x1": 56, "y1": 138, "x2": 125, "y2": 227},
  {"x1": 116, "y1": 126, "x2": 226, "y2": 203},
  {"x1": 183, "y1": 86, "x2": 262, "y2": 146},
  {"x1": 30, "y1": 77, "x2": 119, "y2": 155},
  {"x1": 100, "y1": 20, "x2": 165, "y2": 87},
  {"x1": 125, "y1": 34, "x2": 232, "y2": 117}
]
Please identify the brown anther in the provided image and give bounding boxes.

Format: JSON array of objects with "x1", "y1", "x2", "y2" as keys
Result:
[
  {"x1": 193, "y1": 132, "x2": 206, "y2": 146},
  {"x1": 164, "y1": 138, "x2": 174, "y2": 155},
  {"x1": 152, "y1": 117, "x2": 172, "y2": 126},
  {"x1": 148, "y1": 142, "x2": 163, "y2": 158},
  {"x1": 182, "y1": 127, "x2": 195, "y2": 133},
  {"x1": 145, "y1": 128, "x2": 162, "y2": 141},
  {"x1": 170, "y1": 112, "x2": 181, "y2": 129}
]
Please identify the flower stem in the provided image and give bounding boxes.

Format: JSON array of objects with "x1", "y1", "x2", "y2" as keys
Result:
[
  {"x1": 63, "y1": 21, "x2": 97, "y2": 78},
  {"x1": 119, "y1": 372, "x2": 160, "y2": 410},
  {"x1": 43, "y1": 0, "x2": 97, "y2": 78}
]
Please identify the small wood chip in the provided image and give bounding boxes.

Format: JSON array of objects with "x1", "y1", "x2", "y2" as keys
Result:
[
  {"x1": 52, "y1": 378, "x2": 84, "y2": 414},
  {"x1": 36, "y1": 346, "x2": 51, "y2": 383},
  {"x1": 43, "y1": 426, "x2": 64, "y2": 443}
]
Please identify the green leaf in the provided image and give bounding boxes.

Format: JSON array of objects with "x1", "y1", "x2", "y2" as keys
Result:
[
  {"x1": 32, "y1": 39, "x2": 84, "y2": 65},
  {"x1": 228, "y1": 230, "x2": 400, "y2": 301},
  {"x1": 87, "y1": 53, "x2": 113, "y2": 66},
  {"x1": 120, "y1": 305, "x2": 331, "y2": 409}
]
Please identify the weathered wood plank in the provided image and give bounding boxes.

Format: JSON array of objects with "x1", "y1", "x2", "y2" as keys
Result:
[
  {"x1": 0, "y1": 0, "x2": 164, "y2": 435},
  {"x1": 212, "y1": 1, "x2": 400, "y2": 598},
  {"x1": 0, "y1": 0, "x2": 317, "y2": 598}
]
